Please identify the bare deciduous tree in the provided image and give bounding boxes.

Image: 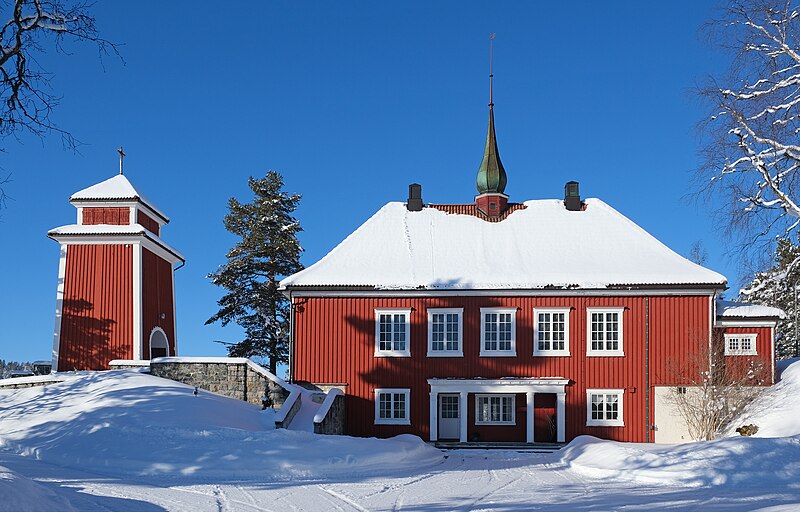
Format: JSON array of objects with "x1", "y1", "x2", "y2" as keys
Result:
[
  {"x1": 698, "y1": 0, "x2": 800, "y2": 263},
  {"x1": 668, "y1": 335, "x2": 769, "y2": 440},
  {"x1": 0, "y1": 0, "x2": 119, "y2": 207}
]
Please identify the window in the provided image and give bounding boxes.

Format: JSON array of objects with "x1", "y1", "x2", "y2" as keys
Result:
[
  {"x1": 586, "y1": 389, "x2": 624, "y2": 427},
  {"x1": 427, "y1": 308, "x2": 463, "y2": 356},
  {"x1": 374, "y1": 388, "x2": 410, "y2": 425},
  {"x1": 587, "y1": 307, "x2": 624, "y2": 356},
  {"x1": 480, "y1": 308, "x2": 516, "y2": 356},
  {"x1": 533, "y1": 308, "x2": 570, "y2": 356},
  {"x1": 724, "y1": 334, "x2": 757, "y2": 356},
  {"x1": 475, "y1": 394, "x2": 515, "y2": 425},
  {"x1": 374, "y1": 309, "x2": 411, "y2": 357}
]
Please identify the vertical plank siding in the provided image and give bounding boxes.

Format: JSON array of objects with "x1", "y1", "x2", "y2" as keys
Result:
[
  {"x1": 294, "y1": 294, "x2": 717, "y2": 443},
  {"x1": 82, "y1": 207, "x2": 130, "y2": 225},
  {"x1": 142, "y1": 248, "x2": 176, "y2": 357},
  {"x1": 136, "y1": 211, "x2": 160, "y2": 235},
  {"x1": 57, "y1": 244, "x2": 133, "y2": 370}
]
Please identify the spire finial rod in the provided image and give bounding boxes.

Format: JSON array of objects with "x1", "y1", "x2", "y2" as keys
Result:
[
  {"x1": 489, "y1": 33, "x2": 496, "y2": 107},
  {"x1": 117, "y1": 146, "x2": 126, "y2": 175}
]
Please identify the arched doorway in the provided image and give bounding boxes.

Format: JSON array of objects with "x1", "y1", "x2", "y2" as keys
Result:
[{"x1": 149, "y1": 327, "x2": 169, "y2": 359}]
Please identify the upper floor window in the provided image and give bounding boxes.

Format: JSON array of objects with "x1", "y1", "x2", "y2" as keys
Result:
[
  {"x1": 427, "y1": 308, "x2": 463, "y2": 357},
  {"x1": 586, "y1": 389, "x2": 624, "y2": 427},
  {"x1": 374, "y1": 309, "x2": 411, "y2": 357},
  {"x1": 374, "y1": 388, "x2": 410, "y2": 425},
  {"x1": 480, "y1": 308, "x2": 516, "y2": 356},
  {"x1": 724, "y1": 334, "x2": 757, "y2": 356},
  {"x1": 534, "y1": 308, "x2": 570, "y2": 356},
  {"x1": 587, "y1": 307, "x2": 624, "y2": 356}
]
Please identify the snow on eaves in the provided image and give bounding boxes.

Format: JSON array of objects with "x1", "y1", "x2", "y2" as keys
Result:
[
  {"x1": 48, "y1": 223, "x2": 185, "y2": 262},
  {"x1": 69, "y1": 175, "x2": 169, "y2": 223},
  {"x1": 281, "y1": 199, "x2": 727, "y2": 291},
  {"x1": 716, "y1": 300, "x2": 786, "y2": 319}
]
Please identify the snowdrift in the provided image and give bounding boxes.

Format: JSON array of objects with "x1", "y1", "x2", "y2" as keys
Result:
[
  {"x1": 0, "y1": 370, "x2": 443, "y2": 483},
  {"x1": 561, "y1": 359, "x2": 800, "y2": 487}
]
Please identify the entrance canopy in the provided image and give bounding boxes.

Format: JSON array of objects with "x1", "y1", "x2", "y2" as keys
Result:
[{"x1": 428, "y1": 378, "x2": 569, "y2": 443}]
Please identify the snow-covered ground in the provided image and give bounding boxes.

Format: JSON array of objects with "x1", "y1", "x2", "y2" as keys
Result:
[{"x1": 1, "y1": 368, "x2": 799, "y2": 511}]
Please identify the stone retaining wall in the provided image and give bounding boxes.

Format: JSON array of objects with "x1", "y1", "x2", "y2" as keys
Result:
[
  {"x1": 150, "y1": 360, "x2": 290, "y2": 407},
  {"x1": 314, "y1": 394, "x2": 346, "y2": 435}
]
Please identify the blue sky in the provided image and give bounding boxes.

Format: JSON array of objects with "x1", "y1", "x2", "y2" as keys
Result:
[{"x1": 0, "y1": 1, "x2": 734, "y2": 364}]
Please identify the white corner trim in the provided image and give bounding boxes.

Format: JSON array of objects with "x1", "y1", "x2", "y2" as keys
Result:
[
  {"x1": 374, "y1": 388, "x2": 411, "y2": 425},
  {"x1": 76, "y1": 207, "x2": 83, "y2": 225},
  {"x1": 427, "y1": 308, "x2": 464, "y2": 357},
  {"x1": 586, "y1": 388, "x2": 625, "y2": 427},
  {"x1": 533, "y1": 307, "x2": 571, "y2": 356},
  {"x1": 129, "y1": 206, "x2": 137, "y2": 225},
  {"x1": 172, "y1": 268, "x2": 178, "y2": 356},
  {"x1": 51, "y1": 244, "x2": 68, "y2": 371},
  {"x1": 132, "y1": 242, "x2": 143, "y2": 360}
]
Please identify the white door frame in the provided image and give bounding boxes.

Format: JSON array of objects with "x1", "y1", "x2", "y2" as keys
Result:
[{"x1": 438, "y1": 394, "x2": 461, "y2": 440}]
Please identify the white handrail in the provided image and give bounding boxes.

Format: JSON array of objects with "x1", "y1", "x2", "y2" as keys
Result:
[
  {"x1": 274, "y1": 388, "x2": 301, "y2": 424},
  {"x1": 313, "y1": 388, "x2": 343, "y2": 424}
]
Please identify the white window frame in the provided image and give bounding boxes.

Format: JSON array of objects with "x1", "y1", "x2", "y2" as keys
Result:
[
  {"x1": 475, "y1": 394, "x2": 516, "y2": 425},
  {"x1": 374, "y1": 309, "x2": 411, "y2": 357},
  {"x1": 724, "y1": 333, "x2": 758, "y2": 356},
  {"x1": 586, "y1": 389, "x2": 624, "y2": 427},
  {"x1": 533, "y1": 307, "x2": 571, "y2": 356},
  {"x1": 427, "y1": 308, "x2": 464, "y2": 357},
  {"x1": 374, "y1": 388, "x2": 411, "y2": 425},
  {"x1": 479, "y1": 308, "x2": 517, "y2": 356},
  {"x1": 586, "y1": 307, "x2": 624, "y2": 357}
]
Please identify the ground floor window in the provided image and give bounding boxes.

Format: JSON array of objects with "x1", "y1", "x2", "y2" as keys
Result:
[
  {"x1": 475, "y1": 394, "x2": 515, "y2": 425},
  {"x1": 374, "y1": 388, "x2": 410, "y2": 425},
  {"x1": 586, "y1": 389, "x2": 624, "y2": 427}
]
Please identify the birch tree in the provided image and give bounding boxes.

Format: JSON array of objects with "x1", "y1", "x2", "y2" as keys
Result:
[
  {"x1": 0, "y1": 0, "x2": 118, "y2": 208},
  {"x1": 699, "y1": 1, "x2": 800, "y2": 261}
]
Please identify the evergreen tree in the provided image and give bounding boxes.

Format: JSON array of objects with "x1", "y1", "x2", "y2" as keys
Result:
[
  {"x1": 206, "y1": 171, "x2": 303, "y2": 374},
  {"x1": 740, "y1": 238, "x2": 800, "y2": 359}
]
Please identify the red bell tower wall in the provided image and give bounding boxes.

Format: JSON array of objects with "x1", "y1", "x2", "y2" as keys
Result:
[
  {"x1": 142, "y1": 248, "x2": 176, "y2": 358},
  {"x1": 57, "y1": 244, "x2": 133, "y2": 371}
]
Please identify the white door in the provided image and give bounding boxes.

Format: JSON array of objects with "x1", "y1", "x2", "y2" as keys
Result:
[{"x1": 439, "y1": 394, "x2": 460, "y2": 440}]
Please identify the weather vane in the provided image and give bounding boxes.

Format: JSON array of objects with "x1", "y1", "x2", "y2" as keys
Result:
[
  {"x1": 117, "y1": 146, "x2": 126, "y2": 175},
  {"x1": 489, "y1": 33, "x2": 496, "y2": 107}
]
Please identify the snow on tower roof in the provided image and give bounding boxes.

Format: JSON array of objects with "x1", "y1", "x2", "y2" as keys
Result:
[
  {"x1": 48, "y1": 223, "x2": 185, "y2": 263},
  {"x1": 281, "y1": 198, "x2": 727, "y2": 291},
  {"x1": 69, "y1": 175, "x2": 168, "y2": 223},
  {"x1": 716, "y1": 300, "x2": 785, "y2": 319}
]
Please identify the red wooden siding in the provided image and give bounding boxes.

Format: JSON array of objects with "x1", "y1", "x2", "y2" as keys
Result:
[
  {"x1": 57, "y1": 244, "x2": 133, "y2": 370},
  {"x1": 82, "y1": 207, "x2": 130, "y2": 225},
  {"x1": 137, "y1": 211, "x2": 160, "y2": 236},
  {"x1": 720, "y1": 326, "x2": 774, "y2": 385},
  {"x1": 142, "y1": 248, "x2": 176, "y2": 358},
  {"x1": 293, "y1": 294, "x2": 714, "y2": 443}
]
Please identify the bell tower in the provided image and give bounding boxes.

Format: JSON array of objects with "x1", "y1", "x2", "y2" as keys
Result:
[{"x1": 48, "y1": 152, "x2": 184, "y2": 371}]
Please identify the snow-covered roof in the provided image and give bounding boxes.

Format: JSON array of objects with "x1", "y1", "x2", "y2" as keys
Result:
[
  {"x1": 716, "y1": 300, "x2": 786, "y2": 319},
  {"x1": 281, "y1": 199, "x2": 727, "y2": 291},
  {"x1": 48, "y1": 223, "x2": 185, "y2": 262},
  {"x1": 69, "y1": 175, "x2": 169, "y2": 222}
]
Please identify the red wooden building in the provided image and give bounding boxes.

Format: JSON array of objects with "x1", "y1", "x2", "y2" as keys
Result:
[
  {"x1": 48, "y1": 171, "x2": 184, "y2": 371},
  {"x1": 282, "y1": 102, "x2": 783, "y2": 444}
]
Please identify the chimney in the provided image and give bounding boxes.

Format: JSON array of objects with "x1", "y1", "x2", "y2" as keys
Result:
[
  {"x1": 564, "y1": 181, "x2": 582, "y2": 211},
  {"x1": 407, "y1": 183, "x2": 423, "y2": 211}
]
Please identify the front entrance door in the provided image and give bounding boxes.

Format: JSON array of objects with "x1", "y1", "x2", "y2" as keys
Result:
[{"x1": 439, "y1": 394, "x2": 460, "y2": 440}]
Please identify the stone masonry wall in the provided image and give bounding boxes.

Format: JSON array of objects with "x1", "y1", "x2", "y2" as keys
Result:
[
  {"x1": 314, "y1": 394, "x2": 346, "y2": 435},
  {"x1": 150, "y1": 361, "x2": 289, "y2": 407}
]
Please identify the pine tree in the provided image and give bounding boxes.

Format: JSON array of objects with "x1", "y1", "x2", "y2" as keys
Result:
[
  {"x1": 206, "y1": 171, "x2": 303, "y2": 374},
  {"x1": 740, "y1": 238, "x2": 800, "y2": 359}
]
